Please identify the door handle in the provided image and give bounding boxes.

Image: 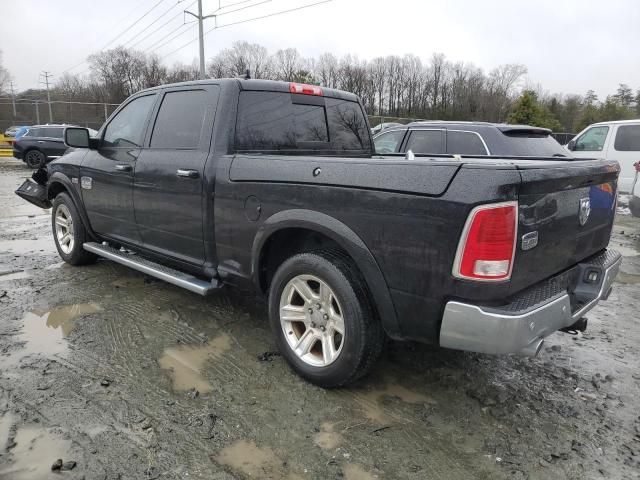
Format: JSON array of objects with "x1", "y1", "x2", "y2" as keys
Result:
[
  {"x1": 115, "y1": 164, "x2": 132, "y2": 172},
  {"x1": 37, "y1": 140, "x2": 45, "y2": 143},
  {"x1": 176, "y1": 169, "x2": 199, "y2": 179}
]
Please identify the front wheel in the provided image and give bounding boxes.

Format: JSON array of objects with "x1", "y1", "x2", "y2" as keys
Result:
[
  {"x1": 268, "y1": 251, "x2": 385, "y2": 387},
  {"x1": 51, "y1": 193, "x2": 97, "y2": 265}
]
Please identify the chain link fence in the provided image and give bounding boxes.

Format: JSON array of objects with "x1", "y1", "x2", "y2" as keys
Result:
[{"x1": 0, "y1": 100, "x2": 120, "y2": 132}]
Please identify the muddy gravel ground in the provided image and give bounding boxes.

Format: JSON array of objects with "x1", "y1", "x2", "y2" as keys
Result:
[{"x1": 0, "y1": 157, "x2": 639, "y2": 480}]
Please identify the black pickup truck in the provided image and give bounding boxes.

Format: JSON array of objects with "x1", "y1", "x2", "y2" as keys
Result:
[{"x1": 16, "y1": 79, "x2": 622, "y2": 387}]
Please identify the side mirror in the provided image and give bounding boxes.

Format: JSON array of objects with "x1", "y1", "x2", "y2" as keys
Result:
[
  {"x1": 65, "y1": 127, "x2": 90, "y2": 148},
  {"x1": 567, "y1": 139, "x2": 576, "y2": 151}
]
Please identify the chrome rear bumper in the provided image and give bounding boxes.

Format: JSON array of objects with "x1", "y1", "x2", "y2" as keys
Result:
[{"x1": 439, "y1": 249, "x2": 622, "y2": 356}]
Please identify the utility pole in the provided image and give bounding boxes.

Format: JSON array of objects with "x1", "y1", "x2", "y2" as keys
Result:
[
  {"x1": 185, "y1": 0, "x2": 217, "y2": 79},
  {"x1": 40, "y1": 71, "x2": 54, "y2": 123},
  {"x1": 9, "y1": 80, "x2": 16, "y2": 118},
  {"x1": 34, "y1": 101, "x2": 40, "y2": 124}
]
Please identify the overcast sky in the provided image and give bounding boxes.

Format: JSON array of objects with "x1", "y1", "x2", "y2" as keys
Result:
[{"x1": 2, "y1": 0, "x2": 639, "y2": 98}]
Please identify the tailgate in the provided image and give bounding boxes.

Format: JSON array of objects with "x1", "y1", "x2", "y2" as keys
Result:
[{"x1": 510, "y1": 159, "x2": 619, "y2": 293}]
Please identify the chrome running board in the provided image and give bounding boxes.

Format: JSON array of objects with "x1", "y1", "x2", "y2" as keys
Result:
[{"x1": 83, "y1": 242, "x2": 220, "y2": 296}]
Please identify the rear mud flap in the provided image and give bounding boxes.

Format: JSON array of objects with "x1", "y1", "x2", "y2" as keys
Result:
[{"x1": 15, "y1": 179, "x2": 51, "y2": 209}]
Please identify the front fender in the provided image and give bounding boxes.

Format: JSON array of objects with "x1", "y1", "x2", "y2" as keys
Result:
[{"x1": 251, "y1": 209, "x2": 401, "y2": 339}]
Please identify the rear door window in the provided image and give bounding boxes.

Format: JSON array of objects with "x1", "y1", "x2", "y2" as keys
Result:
[
  {"x1": 150, "y1": 90, "x2": 208, "y2": 149},
  {"x1": 446, "y1": 131, "x2": 488, "y2": 155},
  {"x1": 42, "y1": 127, "x2": 63, "y2": 139},
  {"x1": 405, "y1": 130, "x2": 445, "y2": 154},
  {"x1": 574, "y1": 126, "x2": 609, "y2": 152},
  {"x1": 613, "y1": 125, "x2": 640, "y2": 151}
]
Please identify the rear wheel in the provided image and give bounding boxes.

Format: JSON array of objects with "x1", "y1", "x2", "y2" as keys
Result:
[
  {"x1": 268, "y1": 251, "x2": 385, "y2": 387},
  {"x1": 51, "y1": 193, "x2": 97, "y2": 265},
  {"x1": 25, "y1": 150, "x2": 46, "y2": 168}
]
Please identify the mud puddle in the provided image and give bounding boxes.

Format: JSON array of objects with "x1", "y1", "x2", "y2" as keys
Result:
[
  {"x1": 216, "y1": 439, "x2": 304, "y2": 479},
  {"x1": 0, "y1": 425, "x2": 73, "y2": 479},
  {"x1": 0, "y1": 411, "x2": 15, "y2": 450},
  {"x1": 159, "y1": 333, "x2": 232, "y2": 393},
  {"x1": 343, "y1": 463, "x2": 378, "y2": 480},
  {"x1": 0, "y1": 303, "x2": 102, "y2": 367},
  {"x1": 0, "y1": 270, "x2": 30, "y2": 282},
  {"x1": 0, "y1": 238, "x2": 55, "y2": 255},
  {"x1": 314, "y1": 422, "x2": 342, "y2": 450},
  {"x1": 351, "y1": 383, "x2": 435, "y2": 424}
]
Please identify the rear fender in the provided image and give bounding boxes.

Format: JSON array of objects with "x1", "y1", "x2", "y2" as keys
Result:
[{"x1": 252, "y1": 209, "x2": 401, "y2": 338}]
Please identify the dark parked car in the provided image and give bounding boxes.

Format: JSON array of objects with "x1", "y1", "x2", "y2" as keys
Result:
[
  {"x1": 13, "y1": 124, "x2": 76, "y2": 168},
  {"x1": 16, "y1": 79, "x2": 621, "y2": 387},
  {"x1": 373, "y1": 121, "x2": 570, "y2": 157},
  {"x1": 4, "y1": 125, "x2": 28, "y2": 137}
]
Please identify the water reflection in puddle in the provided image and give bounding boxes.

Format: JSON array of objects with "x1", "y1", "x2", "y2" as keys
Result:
[
  {"x1": 0, "y1": 425, "x2": 73, "y2": 480},
  {"x1": 159, "y1": 333, "x2": 231, "y2": 393},
  {"x1": 1, "y1": 303, "x2": 102, "y2": 367},
  {"x1": 216, "y1": 440, "x2": 304, "y2": 479}
]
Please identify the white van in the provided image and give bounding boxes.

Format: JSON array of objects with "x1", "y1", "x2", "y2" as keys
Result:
[{"x1": 567, "y1": 119, "x2": 640, "y2": 193}]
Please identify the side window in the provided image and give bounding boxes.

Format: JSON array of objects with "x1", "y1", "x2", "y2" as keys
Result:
[
  {"x1": 614, "y1": 125, "x2": 640, "y2": 151},
  {"x1": 236, "y1": 92, "x2": 299, "y2": 151},
  {"x1": 150, "y1": 90, "x2": 209, "y2": 149},
  {"x1": 25, "y1": 128, "x2": 40, "y2": 137},
  {"x1": 405, "y1": 130, "x2": 445, "y2": 154},
  {"x1": 447, "y1": 131, "x2": 488, "y2": 155},
  {"x1": 374, "y1": 130, "x2": 405, "y2": 154},
  {"x1": 104, "y1": 95, "x2": 156, "y2": 148},
  {"x1": 42, "y1": 127, "x2": 63, "y2": 139},
  {"x1": 574, "y1": 126, "x2": 609, "y2": 152}
]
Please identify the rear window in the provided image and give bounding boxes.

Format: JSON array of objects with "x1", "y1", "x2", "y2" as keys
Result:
[
  {"x1": 614, "y1": 125, "x2": 640, "y2": 151},
  {"x1": 235, "y1": 91, "x2": 371, "y2": 154},
  {"x1": 447, "y1": 131, "x2": 488, "y2": 155},
  {"x1": 497, "y1": 132, "x2": 569, "y2": 157}
]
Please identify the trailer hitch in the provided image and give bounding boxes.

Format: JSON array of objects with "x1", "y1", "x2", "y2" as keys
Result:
[{"x1": 560, "y1": 317, "x2": 588, "y2": 335}]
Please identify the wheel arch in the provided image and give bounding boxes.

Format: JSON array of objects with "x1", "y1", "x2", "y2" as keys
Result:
[
  {"x1": 252, "y1": 209, "x2": 401, "y2": 338},
  {"x1": 47, "y1": 172, "x2": 98, "y2": 241}
]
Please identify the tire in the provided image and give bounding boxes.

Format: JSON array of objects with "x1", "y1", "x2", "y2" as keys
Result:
[
  {"x1": 25, "y1": 150, "x2": 46, "y2": 169},
  {"x1": 630, "y1": 195, "x2": 640, "y2": 218},
  {"x1": 268, "y1": 250, "x2": 385, "y2": 388},
  {"x1": 51, "y1": 192, "x2": 97, "y2": 265}
]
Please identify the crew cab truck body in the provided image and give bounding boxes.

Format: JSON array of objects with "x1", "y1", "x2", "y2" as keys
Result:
[{"x1": 16, "y1": 79, "x2": 622, "y2": 387}]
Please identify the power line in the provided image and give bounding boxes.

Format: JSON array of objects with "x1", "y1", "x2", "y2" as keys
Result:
[
  {"x1": 122, "y1": 0, "x2": 189, "y2": 48},
  {"x1": 144, "y1": 22, "x2": 196, "y2": 53},
  {"x1": 59, "y1": 0, "x2": 154, "y2": 74},
  {"x1": 160, "y1": 0, "x2": 332, "y2": 60},
  {"x1": 129, "y1": 0, "x2": 197, "y2": 49},
  {"x1": 99, "y1": 0, "x2": 168, "y2": 51}
]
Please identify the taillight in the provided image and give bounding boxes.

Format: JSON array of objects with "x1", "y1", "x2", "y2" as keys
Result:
[
  {"x1": 453, "y1": 201, "x2": 518, "y2": 281},
  {"x1": 289, "y1": 82, "x2": 323, "y2": 96}
]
